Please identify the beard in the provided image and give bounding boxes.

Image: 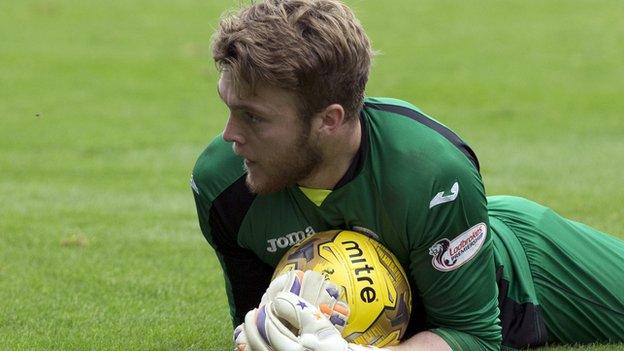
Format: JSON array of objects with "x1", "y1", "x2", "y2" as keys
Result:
[{"x1": 244, "y1": 129, "x2": 323, "y2": 195}]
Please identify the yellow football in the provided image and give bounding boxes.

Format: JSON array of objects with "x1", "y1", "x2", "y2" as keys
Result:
[{"x1": 273, "y1": 230, "x2": 411, "y2": 347}]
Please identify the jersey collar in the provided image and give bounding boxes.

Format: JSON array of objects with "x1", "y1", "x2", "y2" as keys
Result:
[{"x1": 333, "y1": 111, "x2": 369, "y2": 190}]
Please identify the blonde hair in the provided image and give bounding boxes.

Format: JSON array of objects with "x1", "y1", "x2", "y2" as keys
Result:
[{"x1": 212, "y1": 0, "x2": 374, "y2": 121}]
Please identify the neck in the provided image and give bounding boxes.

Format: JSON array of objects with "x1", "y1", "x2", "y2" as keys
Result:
[{"x1": 298, "y1": 118, "x2": 362, "y2": 190}]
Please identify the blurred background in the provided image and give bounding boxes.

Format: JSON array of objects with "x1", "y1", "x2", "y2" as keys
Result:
[{"x1": 1, "y1": 0, "x2": 622, "y2": 349}]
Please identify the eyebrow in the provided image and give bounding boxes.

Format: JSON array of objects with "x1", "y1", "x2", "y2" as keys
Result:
[{"x1": 216, "y1": 84, "x2": 273, "y2": 117}]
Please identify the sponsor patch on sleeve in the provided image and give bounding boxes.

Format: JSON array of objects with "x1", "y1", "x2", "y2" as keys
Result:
[{"x1": 428, "y1": 222, "x2": 487, "y2": 272}]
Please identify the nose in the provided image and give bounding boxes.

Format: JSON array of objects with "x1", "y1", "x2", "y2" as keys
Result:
[{"x1": 222, "y1": 115, "x2": 245, "y2": 145}]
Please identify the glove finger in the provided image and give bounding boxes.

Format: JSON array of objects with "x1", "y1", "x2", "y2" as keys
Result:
[
  {"x1": 324, "y1": 283, "x2": 341, "y2": 301},
  {"x1": 243, "y1": 308, "x2": 272, "y2": 351},
  {"x1": 245, "y1": 304, "x2": 305, "y2": 351},
  {"x1": 233, "y1": 324, "x2": 249, "y2": 351},
  {"x1": 299, "y1": 270, "x2": 326, "y2": 304},
  {"x1": 234, "y1": 323, "x2": 248, "y2": 344},
  {"x1": 317, "y1": 282, "x2": 350, "y2": 331},
  {"x1": 263, "y1": 301, "x2": 306, "y2": 351},
  {"x1": 261, "y1": 270, "x2": 301, "y2": 306},
  {"x1": 301, "y1": 271, "x2": 347, "y2": 310},
  {"x1": 272, "y1": 292, "x2": 340, "y2": 335},
  {"x1": 287, "y1": 270, "x2": 306, "y2": 295},
  {"x1": 272, "y1": 292, "x2": 347, "y2": 350},
  {"x1": 319, "y1": 301, "x2": 349, "y2": 331},
  {"x1": 270, "y1": 291, "x2": 308, "y2": 331}
]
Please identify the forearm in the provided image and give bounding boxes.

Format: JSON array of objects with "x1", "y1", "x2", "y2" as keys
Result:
[{"x1": 386, "y1": 331, "x2": 452, "y2": 351}]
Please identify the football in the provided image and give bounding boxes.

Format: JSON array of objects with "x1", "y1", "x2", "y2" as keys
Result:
[{"x1": 272, "y1": 230, "x2": 412, "y2": 347}]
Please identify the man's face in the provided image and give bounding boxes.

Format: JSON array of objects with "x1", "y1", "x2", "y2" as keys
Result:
[{"x1": 217, "y1": 72, "x2": 322, "y2": 194}]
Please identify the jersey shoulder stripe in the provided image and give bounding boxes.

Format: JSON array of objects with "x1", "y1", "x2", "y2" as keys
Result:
[
  {"x1": 192, "y1": 134, "x2": 246, "y2": 201},
  {"x1": 364, "y1": 98, "x2": 480, "y2": 172},
  {"x1": 193, "y1": 136, "x2": 256, "y2": 252},
  {"x1": 209, "y1": 175, "x2": 256, "y2": 253}
]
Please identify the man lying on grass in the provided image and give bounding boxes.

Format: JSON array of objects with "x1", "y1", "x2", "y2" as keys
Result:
[{"x1": 191, "y1": 0, "x2": 624, "y2": 350}]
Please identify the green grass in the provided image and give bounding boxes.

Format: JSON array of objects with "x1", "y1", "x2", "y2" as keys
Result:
[{"x1": 1, "y1": 0, "x2": 622, "y2": 350}]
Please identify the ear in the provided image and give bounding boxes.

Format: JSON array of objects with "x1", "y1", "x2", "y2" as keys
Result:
[{"x1": 316, "y1": 104, "x2": 346, "y2": 135}]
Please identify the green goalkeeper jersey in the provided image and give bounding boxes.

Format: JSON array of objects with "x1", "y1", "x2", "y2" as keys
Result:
[{"x1": 193, "y1": 97, "x2": 528, "y2": 350}]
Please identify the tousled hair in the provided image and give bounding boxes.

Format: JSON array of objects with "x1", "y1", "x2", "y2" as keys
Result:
[{"x1": 212, "y1": 0, "x2": 374, "y2": 121}]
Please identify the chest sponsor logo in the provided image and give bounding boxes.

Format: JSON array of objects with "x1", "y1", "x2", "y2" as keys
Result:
[
  {"x1": 429, "y1": 181, "x2": 459, "y2": 209},
  {"x1": 266, "y1": 226, "x2": 315, "y2": 253},
  {"x1": 428, "y1": 222, "x2": 487, "y2": 272}
]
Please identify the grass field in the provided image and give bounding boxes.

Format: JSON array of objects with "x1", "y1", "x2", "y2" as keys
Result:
[{"x1": 1, "y1": 0, "x2": 623, "y2": 350}]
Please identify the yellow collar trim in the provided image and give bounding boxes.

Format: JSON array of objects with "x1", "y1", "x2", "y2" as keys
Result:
[{"x1": 298, "y1": 186, "x2": 333, "y2": 207}]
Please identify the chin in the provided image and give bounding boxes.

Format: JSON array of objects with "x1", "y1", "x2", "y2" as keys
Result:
[
  {"x1": 246, "y1": 173, "x2": 278, "y2": 195},
  {"x1": 245, "y1": 172, "x2": 293, "y2": 195}
]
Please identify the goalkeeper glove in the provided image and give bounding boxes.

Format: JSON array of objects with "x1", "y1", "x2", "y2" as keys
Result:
[
  {"x1": 260, "y1": 270, "x2": 349, "y2": 331},
  {"x1": 240, "y1": 291, "x2": 388, "y2": 351}
]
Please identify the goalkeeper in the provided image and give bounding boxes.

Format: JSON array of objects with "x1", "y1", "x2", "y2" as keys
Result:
[{"x1": 191, "y1": 0, "x2": 624, "y2": 350}]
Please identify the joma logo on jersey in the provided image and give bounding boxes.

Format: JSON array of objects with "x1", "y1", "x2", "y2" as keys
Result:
[{"x1": 266, "y1": 226, "x2": 315, "y2": 253}]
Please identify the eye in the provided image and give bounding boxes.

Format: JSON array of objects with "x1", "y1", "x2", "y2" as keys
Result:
[{"x1": 246, "y1": 113, "x2": 263, "y2": 124}]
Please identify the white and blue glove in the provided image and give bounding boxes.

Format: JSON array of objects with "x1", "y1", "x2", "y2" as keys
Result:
[
  {"x1": 238, "y1": 291, "x2": 385, "y2": 351},
  {"x1": 233, "y1": 324, "x2": 248, "y2": 351},
  {"x1": 234, "y1": 270, "x2": 351, "y2": 351},
  {"x1": 261, "y1": 270, "x2": 350, "y2": 330}
]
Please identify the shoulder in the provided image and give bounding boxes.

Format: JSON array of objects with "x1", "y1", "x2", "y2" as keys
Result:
[
  {"x1": 363, "y1": 96, "x2": 443, "y2": 131},
  {"x1": 362, "y1": 98, "x2": 483, "y2": 225},
  {"x1": 363, "y1": 97, "x2": 480, "y2": 182},
  {"x1": 364, "y1": 97, "x2": 428, "y2": 115},
  {"x1": 191, "y1": 134, "x2": 246, "y2": 203}
]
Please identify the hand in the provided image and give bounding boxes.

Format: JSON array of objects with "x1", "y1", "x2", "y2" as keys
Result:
[
  {"x1": 233, "y1": 323, "x2": 249, "y2": 351},
  {"x1": 234, "y1": 270, "x2": 349, "y2": 351},
  {"x1": 261, "y1": 270, "x2": 349, "y2": 332},
  {"x1": 243, "y1": 291, "x2": 384, "y2": 351}
]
